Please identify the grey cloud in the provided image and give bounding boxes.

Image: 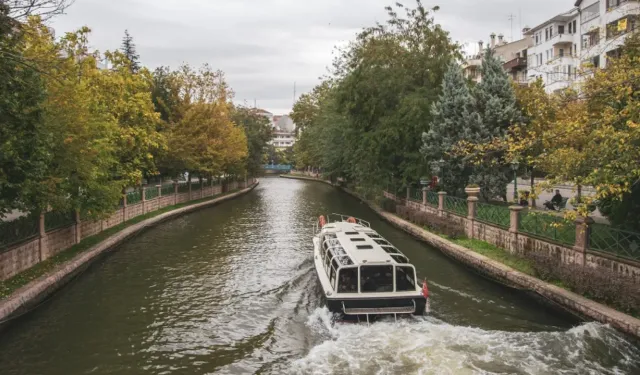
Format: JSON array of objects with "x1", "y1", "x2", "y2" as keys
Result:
[{"x1": 51, "y1": 0, "x2": 573, "y2": 114}]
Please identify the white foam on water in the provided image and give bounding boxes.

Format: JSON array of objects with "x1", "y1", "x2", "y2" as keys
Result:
[{"x1": 289, "y1": 308, "x2": 640, "y2": 375}]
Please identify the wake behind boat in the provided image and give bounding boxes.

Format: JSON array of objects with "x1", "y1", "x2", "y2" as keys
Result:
[{"x1": 313, "y1": 214, "x2": 429, "y2": 323}]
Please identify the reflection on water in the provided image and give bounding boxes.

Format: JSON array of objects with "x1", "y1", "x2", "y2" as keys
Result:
[{"x1": 0, "y1": 177, "x2": 638, "y2": 375}]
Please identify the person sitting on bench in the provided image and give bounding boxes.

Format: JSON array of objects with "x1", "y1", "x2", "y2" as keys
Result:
[{"x1": 544, "y1": 190, "x2": 563, "y2": 211}]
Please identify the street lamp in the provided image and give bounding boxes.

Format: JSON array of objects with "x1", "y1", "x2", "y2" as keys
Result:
[{"x1": 511, "y1": 158, "x2": 520, "y2": 201}]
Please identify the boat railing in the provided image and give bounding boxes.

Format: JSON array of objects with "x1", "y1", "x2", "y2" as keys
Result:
[
  {"x1": 313, "y1": 214, "x2": 371, "y2": 234},
  {"x1": 328, "y1": 214, "x2": 371, "y2": 228}
]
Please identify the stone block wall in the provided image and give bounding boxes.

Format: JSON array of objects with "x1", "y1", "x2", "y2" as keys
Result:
[
  {"x1": 0, "y1": 239, "x2": 40, "y2": 280},
  {"x1": 1, "y1": 181, "x2": 252, "y2": 281},
  {"x1": 81, "y1": 220, "x2": 102, "y2": 240},
  {"x1": 126, "y1": 203, "x2": 144, "y2": 221},
  {"x1": 47, "y1": 226, "x2": 76, "y2": 256},
  {"x1": 104, "y1": 210, "x2": 124, "y2": 230}
]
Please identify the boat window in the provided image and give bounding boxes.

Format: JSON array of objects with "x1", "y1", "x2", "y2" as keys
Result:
[
  {"x1": 374, "y1": 239, "x2": 391, "y2": 246},
  {"x1": 391, "y1": 254, "x2": 409, "y2": 264},
  {"x1": 350, "y1": 238, "x2": 366, "y2": 242},
  {"x1": 395, "y1": 266, "x2": 416, "y2": 291},
  {"x1": 338, "y1": 268, "x2": 358, "y2": 293},
  {"x1": 365, "y1": 233, "x2": 382, "y2": 239},
  {"x1": 356, "y1": 245, "x2": 374, "y2": 250},
  {"x1": 345, "y1": 231, "x2": 359, "y2": 235},
  {"x1": 360, "y1": 265, "x2": 393, "y2": 293},
  {"x1": 324, "y1": 250, "x2": 332, "y2": 272},
  {"x1": 330, "y1": 258, "x2": 339, "y2": 287},
  {"x1": 381, "y1": 245, "x2": 400, "y2": 254}
]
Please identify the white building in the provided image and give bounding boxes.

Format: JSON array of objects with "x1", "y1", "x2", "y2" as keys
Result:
[
  {"x1": 463, "y1": 32, "x2": 532, "y2": 85},
  {"x1": 255, "y1": 109, "x2": 297, "y2": 150},
  {"x1": 526, "y1": 0, "x2": 639, "y2": 93}
]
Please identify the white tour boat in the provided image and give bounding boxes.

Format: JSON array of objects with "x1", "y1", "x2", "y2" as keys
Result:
[{"x1": 313, "y1": 214, "x2": 429, "y2": 322}]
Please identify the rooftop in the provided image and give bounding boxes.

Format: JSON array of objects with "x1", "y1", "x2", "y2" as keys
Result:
[
  {"x1": 525, "y1": 8, "x2": 579, "y2": 35},
  {"x1": 322, "y1": 221, "x2": 410, "y2": 265}
]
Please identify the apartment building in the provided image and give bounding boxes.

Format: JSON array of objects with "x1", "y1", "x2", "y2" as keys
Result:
[
  {"x1": 255, "y1": 109, "x2": 297, "y2": 150},
  {"x1": 526, "y1": 0, "x2": 639, "y2": 93},
  {"x1": 463, "y1": 32, "x2": 532, "y2": 84}
]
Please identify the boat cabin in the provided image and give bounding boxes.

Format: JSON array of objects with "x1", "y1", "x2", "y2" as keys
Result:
[{"x1": 318, "y1": 222, "x2": 417, "y2": 295}]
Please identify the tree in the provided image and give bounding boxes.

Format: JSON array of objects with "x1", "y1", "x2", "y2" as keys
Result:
[
  {"x1": 421, "y1": 62, "x2": 474, "y2": 196},
  {"x1": 0, "y1": 5, "x2": 48, "y2": 217},
  {"x1": 4, "y1": 0, "x2": 73, "y2": 21},
  {"x1": 232, "y1": 107, "x2": 272, "y2": 176},
  {"x1": 466, "y1": 47, "x2": 521, "y2": 201},
  {"x1": 121, "y1": 29, "x2": 140, "y2": 74},
  {"x1": 18, "y1": 18, "x2": 122, "y2": 216},
  {"x1": 94, "y1": 50, "x2": 165, "y2": 189}
]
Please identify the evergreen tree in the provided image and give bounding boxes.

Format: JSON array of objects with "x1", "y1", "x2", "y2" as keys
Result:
[
  {"x1": 468, "y1": 48, "x2": 521, "y2": 201},
  {"x1": 121, "y1": 29, "x2": 140, "y2": 73},
  {"x1": 421, "y1": 62, "x2": 474, "y2": 196}
]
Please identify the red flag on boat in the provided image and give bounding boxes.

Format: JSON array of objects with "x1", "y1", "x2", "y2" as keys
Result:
[{"x1": 422, "y1": 279, "x2": 429, "y2": 298}]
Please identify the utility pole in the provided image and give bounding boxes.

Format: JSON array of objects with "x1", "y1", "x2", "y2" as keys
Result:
[
  {"x1": 508, "y1": 13, "x2": 516, "y2": 41},
  {"x1": 254, "y1": 99, "x2": 256, "y2": 109},
  {"x1": 519, "y1": 8, "x2": 522, "y2": 39}
]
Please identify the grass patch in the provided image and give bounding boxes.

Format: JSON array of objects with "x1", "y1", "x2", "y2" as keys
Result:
[
  {"x1": 0, "y1": 188, "x2": 247, "y2": 300},
  {"x1": 449, "y1": 237, "x2": 536, "y2": 276}
]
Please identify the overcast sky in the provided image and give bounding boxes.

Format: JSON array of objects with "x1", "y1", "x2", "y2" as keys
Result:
[{"x1": 51, "y1": 0, "x2": 572, "y2": 115}]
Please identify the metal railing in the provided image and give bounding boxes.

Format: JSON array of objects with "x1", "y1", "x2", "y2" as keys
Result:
[
  {"x1": 519, "y1": 212, "x2": 575, "y2": 246},
  {"x1": 426, "y1": 191, "x2": 438, "y2": 207},
  {"x1": 44, "y1": 210, "x2": 74, "y2": 231},
  {"x1": 161, "y1": 185, "x2": 174, "y2": 196},
  {"x1": 444, "y1": 195, "x2": 467, "y2": 216},
  {"x1": 145, "y1": 187, "x2": 159, "y2": 200},
  {"x1": 476, "y1": 202, "x2": 510, "y2": 228},
  {"x1": 0, "y1": 215, "x2": 39, "y2": 250},
  {"x1": 590, "y1": 223, "x2": 640, "y2": 261},
  {"x1": 177, "y1": 183, "x2": 189, "y2": 193},
  {"x1": 126, "y1": 190, "x2": 142, "y2": 205}
]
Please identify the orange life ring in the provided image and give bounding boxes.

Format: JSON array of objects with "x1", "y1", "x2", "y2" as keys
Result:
[
  {"x1": 318, "y1": 215, "x2": 327, "y2": 228},
  {"x1": 346, "y1": 217, "x2": 356, "y2": 224}
]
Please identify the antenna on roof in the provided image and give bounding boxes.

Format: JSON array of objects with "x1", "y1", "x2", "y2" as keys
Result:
[
  {"x1": 519, "y1": 8, "x2": 522, "y2": 39},
  {"x1": 508, "y1": 13, "x2": 516, "y2": 42}
]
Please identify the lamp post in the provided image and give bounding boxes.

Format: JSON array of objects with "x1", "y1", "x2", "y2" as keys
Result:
[{"x1": 511, "y1": 159, "x2": 520, "y2": 201}]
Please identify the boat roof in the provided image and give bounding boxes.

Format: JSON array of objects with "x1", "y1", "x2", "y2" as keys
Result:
[{"x1": 320, "y1": 221, "x2": 410, "y2": 266}]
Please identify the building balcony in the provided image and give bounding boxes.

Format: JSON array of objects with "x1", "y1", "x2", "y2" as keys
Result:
[
  {"x1": 503, "y1": 57, "x2": 527, "y2": 70},
  {"x1": 552, "y1": 33, "x2": 574, "y2": 46}
]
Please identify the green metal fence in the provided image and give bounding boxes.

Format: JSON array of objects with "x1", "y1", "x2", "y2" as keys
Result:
[
  {"x1": 0, "y1": 215, "x2": 39, "y2": 250},
  {"x1": 126, "y1": 190, "x2": 142, "y2": 205},
  {"x1": 44, "y1": 210, "x2": 75, "y2": 231},
  {"x1": 161, "y1": 185, "x2": 174, "y2": 196},
  {"x1": 590, "y1": 223, "x2": 640, "y2": 261},
  {"x1": 177, "y1": 183, "x2": 189, "y2": 193},
  {"x1": 518, "y1": 212, "x2": 575, "y2": 246},
  {"x1": 411, "y1": 188, "x2": 422, "y2": 203},
  {"x1": 444, "y1": 195, "x2": 467, "y2": 216},
  {"x1": 426, "y1": 191, "x2": 438, "y2": 207},
  {"x1": 145, "y1": 187, "x2": 159, "y2": 200},
  {"x1": 476, "y1": 202, "x2": 510, "y2": 228}
]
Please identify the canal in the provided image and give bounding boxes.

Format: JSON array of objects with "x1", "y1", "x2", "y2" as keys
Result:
[{"x1": 0, "y1": 177, "x2": 638, "y2": 374}]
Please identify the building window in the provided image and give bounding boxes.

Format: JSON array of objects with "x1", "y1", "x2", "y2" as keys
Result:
[
  {"x1": 582, "y1": 2, "x2": 600, "y2": 24},
  {"x1": 569, "y1": 22, "x2": 572, "y2": 34},
  {"x1": 573, "y1": 20, "x2": 577, "y2": 34},
  {"x1": 545, "y1": 28, "x2": 549, "y2": 41},
  {"x1": 559, "y1": 48, "x2": 564, "y2": 57},
  {"x1": 558, "y1": 25, "x2": 565, "y2": 35}
]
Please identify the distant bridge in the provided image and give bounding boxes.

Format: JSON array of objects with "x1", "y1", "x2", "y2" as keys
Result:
[{"x1": 263, "y1": 164, "x2": 292, "y2": 173}]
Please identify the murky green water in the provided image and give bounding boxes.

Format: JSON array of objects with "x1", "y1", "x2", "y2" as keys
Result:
[{"x1": 0, "y1": 177, "x2": 638, "y2": 374}]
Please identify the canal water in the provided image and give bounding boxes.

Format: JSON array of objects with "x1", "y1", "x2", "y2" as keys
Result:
[{"x1": 0, "y1": 177, "x2": 638, "y2": 374}]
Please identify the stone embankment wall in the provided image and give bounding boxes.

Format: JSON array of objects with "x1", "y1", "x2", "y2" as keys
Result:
[{"x1": 0, "y1": 180, "x2": 251, "y2": 280}]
